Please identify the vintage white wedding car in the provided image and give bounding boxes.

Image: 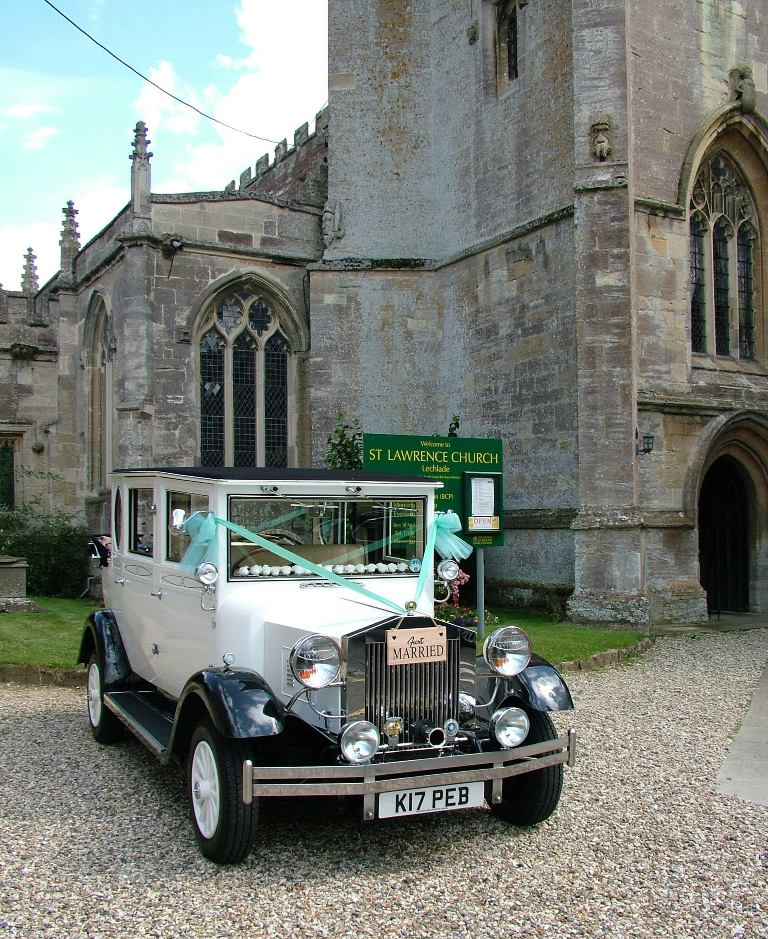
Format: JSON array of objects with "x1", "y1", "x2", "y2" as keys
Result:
[{"x1": 79, "y1": 467, "x2": 576, "y2": 864}]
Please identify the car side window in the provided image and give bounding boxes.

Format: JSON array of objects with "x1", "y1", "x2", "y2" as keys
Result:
[
  {"x1": 166, "y1": 491, "x2": 210, "y2": 563},
  {"x1": 113, "y1": 489, "x2": 122, "y2": 552},
  {"x1": 129, "y1": 488, "x2": 155, "y2": 557}
]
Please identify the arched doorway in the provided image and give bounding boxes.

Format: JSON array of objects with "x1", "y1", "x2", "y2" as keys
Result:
[{"x1": 698, "y1": 455, "x2": 750, "y2": 612}]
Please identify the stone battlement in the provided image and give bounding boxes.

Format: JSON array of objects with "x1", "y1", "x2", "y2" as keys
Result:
[{"x1": 225, "y1": 107, "x2": 329, "y2": 208}]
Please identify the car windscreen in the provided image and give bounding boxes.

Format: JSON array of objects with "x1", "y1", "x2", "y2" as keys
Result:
[{"x1": 228, "y1": 497, "x2": 425, "y2": 579}]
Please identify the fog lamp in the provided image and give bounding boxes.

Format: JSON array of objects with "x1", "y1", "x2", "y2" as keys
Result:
[
  {"x1": 340, "y1": 721, "x2": 380, "y2": 764},
  {"x1": 289, "y1": 634, "x2": 341, "y2": 689},
  {"x1": 483, "y1": 626, "x2": 531, "y2": 677},
  {"x1": 491, "y1": 706, "x2": 530, "y2": 749}
]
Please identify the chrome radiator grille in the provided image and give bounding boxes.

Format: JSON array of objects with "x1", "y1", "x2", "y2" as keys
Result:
[{"x1": 364, "y1": 638, "x2": 460, "y2": 743}]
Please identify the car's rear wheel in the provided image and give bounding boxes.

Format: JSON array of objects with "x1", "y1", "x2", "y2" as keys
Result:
[
  {"x1": 187, "y1": 721, "x2": 259, "y2": 864},
  {"x1": 487, "y1": 709, "x2": 564, "y2": 825},
  {"x1": 86, "y1": 654, "x2": 124, "y2": 744}
]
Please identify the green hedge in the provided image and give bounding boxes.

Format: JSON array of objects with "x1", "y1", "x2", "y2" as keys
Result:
[{"x1": 0, "y1": 504, "x2": 90, "y2": 598}]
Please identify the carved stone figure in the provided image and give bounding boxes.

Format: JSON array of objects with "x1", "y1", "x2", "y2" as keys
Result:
[
  {"x1": 322, "y1": 201, "x2": 344, "y2": 247},
  {"x1": 729, "y1": 67, "x2": 756, "y2": 114},
  {"x1": 590, "y1": 120, "x2": 612, "y2": 162}
]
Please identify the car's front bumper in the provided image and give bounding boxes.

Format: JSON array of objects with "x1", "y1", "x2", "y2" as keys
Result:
[{"x1": 242, "y1": 729, "x2": 576, "y2": 820}]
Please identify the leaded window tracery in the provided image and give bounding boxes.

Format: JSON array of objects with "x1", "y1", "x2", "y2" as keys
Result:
[
  {"x1": 198, "y1": 292, "x2": 291, "y2": 467},
  {"x1": 688, "y1": 153, "x2": 760, "y2": 360}
]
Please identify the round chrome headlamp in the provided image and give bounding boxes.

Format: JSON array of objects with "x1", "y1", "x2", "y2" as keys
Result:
[
  {"x1": 195, "y1": 562, "x2": 219, "y2": 586},
  {"x1": 483, "y1": 626, "x2": 531, "y2": 677},
  {"x1": 289, "y1": 634, "x2": 341, "y2": 689},
  {"x1": 340, "y1": 720, "x2": 380, "y2": 764},
  {"x1": 436, "y1": 558, "x2": 460, "y2": 582},
  {"x1": 490, "y1": 706, "x2": 530, "y2": 749}
]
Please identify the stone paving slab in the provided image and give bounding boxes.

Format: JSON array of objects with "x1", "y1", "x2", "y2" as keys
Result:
[{"x1": 716, "y1": 662, "x2": 768, "y2": 808}]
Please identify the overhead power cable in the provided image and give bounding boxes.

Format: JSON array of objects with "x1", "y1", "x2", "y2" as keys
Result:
[{"x1": 40, "y1": 0, "x2": 279, "y2": 145}]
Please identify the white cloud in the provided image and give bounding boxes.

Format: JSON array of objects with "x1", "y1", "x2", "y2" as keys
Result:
[
  {"x1": 5, "y1": 102, "x2": 57, "y2": 120},
  {"x1": 213, "y1": 53, "x2": 250, "y2": 71},
  {"x1": 134, "y1": 60, "x2": 201, "y2": 138},
  {"x1": 23, "y1": 127, "x2": 60, "y2": 150}
]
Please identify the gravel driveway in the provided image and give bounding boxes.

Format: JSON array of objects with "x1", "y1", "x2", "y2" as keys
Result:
[{"x1": 1, "y1": 629, "x2": 767, "y2": 939}]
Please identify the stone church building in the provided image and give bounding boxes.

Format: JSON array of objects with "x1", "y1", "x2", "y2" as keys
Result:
[{"x1": 2, "y1": 0, "x2": 768, "y2": 627}]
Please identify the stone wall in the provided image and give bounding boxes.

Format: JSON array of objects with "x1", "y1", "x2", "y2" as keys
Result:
[{"x1": 326, "y1": 0, "x2": 574, "y2": 260}]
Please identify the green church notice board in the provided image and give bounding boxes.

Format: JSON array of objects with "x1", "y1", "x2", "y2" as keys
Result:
[{"x1": 363, "y1": 434, "x2": 504, "y2": 548}]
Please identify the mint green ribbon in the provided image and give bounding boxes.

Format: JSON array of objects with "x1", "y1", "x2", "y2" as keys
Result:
[
  {"x1": 180, "y1": 510, "x2": 473, "y2": 617},
  {"x1": 433, "y1": 510, "x2": 474, "y2": 562}
]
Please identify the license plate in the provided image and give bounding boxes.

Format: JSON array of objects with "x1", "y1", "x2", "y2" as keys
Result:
[{"x1": 378, "y1": 781, "x2": 484, "y2": 818}]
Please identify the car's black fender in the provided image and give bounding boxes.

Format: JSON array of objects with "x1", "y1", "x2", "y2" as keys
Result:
[
  {"x1": 169, "y1": 668, "x2": 286, "y2": 759},
  {"x1": 77, "y1": 610, "x2": 132, "y2": 690},
  {"x1": 476, "y1": 653, "x2": 574, "y2": 713}
]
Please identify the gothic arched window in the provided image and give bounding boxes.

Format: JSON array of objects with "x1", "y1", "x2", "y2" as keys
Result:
[
  {"x1": 688, "y1": 154, "x2": 761, "y2": 360},
  {"x1": 85, "y1": 297, "x2": 113, "y2": 494},
  {"x1": 198, "y1": 291, "x2": 292, "y2": 468}
]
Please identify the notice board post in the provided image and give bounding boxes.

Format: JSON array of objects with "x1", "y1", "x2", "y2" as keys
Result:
[
  {"x1": 364, "y1": 434, "x2": 503, "y2": 637},
  {"x1": 463, "y1": 471, "x2": 502, "y2": 638}
]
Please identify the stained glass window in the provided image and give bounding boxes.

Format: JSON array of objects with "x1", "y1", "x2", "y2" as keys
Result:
[
  {"x1": 690, "y1": 216, "x2": 707, "y2": 354},
  {"x1": 233, "y1": 332, "x2": 257, "y2": 467},
  {"x1": 265, "y1": 333, "x2": 288, "y2": 468},
  {"x1": 713, "y1": 219, "x2": 731, "y2": 356},
  {"x1": 217, "y1": 298, "x2": 242, "y2": 332},
  {"x1": 249, "y1": 300, "x2": 273, "y2": 336},
  {"x1": 198, "y1": 294, "x2": 292, "y2": 467},
  {"x1": 200, "y1": 329, "x2": 225, "y2": 466},
  {"x1": 738, "y1": 225, "x2": 756, "y2": 359},
  {"x1": 688, "y1": 153, "x2": 760, "y2": 361}
]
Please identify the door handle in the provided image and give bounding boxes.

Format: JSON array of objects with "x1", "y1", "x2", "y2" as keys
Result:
[
  {"x1": 150, "y1": 589, "x2": 163, "y2": 599},
  {"x1": 115, "y1": 577, "x2": 126, "y2": 585}
]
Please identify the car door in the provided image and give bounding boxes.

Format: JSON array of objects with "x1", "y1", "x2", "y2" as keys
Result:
[
  {"x1": 116, "y1": 482, "x2": 158, "y2": 681},
  {"x1": 147, "y1": 485, "x2": 215, "y2": 698}
]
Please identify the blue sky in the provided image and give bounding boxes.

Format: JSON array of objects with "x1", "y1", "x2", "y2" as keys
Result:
[{"x1": 0, "y1": 0, "x2": 328, "y2": 289}]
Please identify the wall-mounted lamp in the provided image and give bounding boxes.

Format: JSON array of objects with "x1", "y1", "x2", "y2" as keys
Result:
[
  {"x1": 161, "y1": 233, "x2": 184, "y2": 278},
  {"x1": 161, "y1": 233, "x2": 184, "y2": 254},
  {"x1": 635, "y1": 432, "x2": 654, "y2": 456}
]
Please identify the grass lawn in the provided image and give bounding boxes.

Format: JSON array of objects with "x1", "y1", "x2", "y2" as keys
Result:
[
  {"x1": 0, "y1": 598, "x2": 646, "y2": 671},
  {"x1": 0, "y1": 597, "x2": 98, "y2": 669},
  {"x1": 481, "y1": 609, "x2": 646, "y2": 663}
]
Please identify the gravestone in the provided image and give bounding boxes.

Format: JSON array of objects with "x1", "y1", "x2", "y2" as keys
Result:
[{"x1": 0, "y1": 556, "x2": 39, "y2": 612}]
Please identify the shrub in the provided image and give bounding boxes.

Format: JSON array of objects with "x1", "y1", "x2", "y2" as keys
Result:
[
  {"x1": 0, "y1": 502, "x2": 90, "y2": 598},
  {"x1": 324, "y1": 412, "x2": 363, "y2": 470}
]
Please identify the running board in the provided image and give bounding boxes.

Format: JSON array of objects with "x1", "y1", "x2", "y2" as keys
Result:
[{"x1": 104, "y1": 690, "x2": 174, "y2": 757}]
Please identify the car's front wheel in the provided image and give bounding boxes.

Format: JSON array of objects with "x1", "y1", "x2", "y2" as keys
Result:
[
  {"x1": 86, "y1": 654, "x2": 124, "y2": 744},
  {"x1": 187, "y1": 721, "x2": 259, "y2": 864},
  {"x1": 487, "y1": 708, "x2": 564, "y2": 826}
]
